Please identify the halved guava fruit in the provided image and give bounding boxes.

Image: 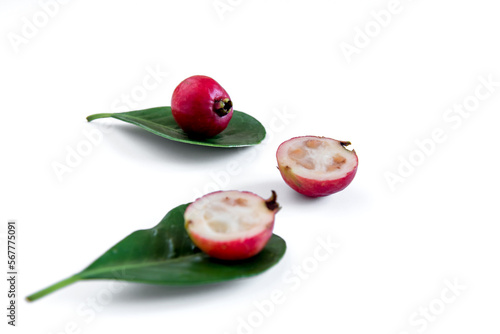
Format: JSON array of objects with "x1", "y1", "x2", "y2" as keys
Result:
[
  {"x1": 184, "y1": 190, "x2": 280, "y2": 260},
  {"x1": 276, "y1": 136, "x2": 358, "y2": 197}
]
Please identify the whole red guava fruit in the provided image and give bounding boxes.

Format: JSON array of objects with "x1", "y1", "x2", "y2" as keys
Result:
[{"x1": 171, "y1": 75, "x2": 233, "y2": 138}]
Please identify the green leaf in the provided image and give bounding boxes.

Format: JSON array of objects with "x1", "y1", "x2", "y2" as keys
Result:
[
  {"x1": 86, "y1": 107, "x2": 266, "y2": 147},
  {"x1": 27, "y1": 204, "x2": 286, "y2": 302}
]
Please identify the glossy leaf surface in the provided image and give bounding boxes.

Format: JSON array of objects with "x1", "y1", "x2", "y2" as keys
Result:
[
  {"x1": 27, "y1": 204, "x2": 286, "y2": 302},
  {"x1": 87, "y1": 107, "x2": 266, "y2": 147}
]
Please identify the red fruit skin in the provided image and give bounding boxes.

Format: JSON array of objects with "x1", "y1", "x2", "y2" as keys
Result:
[
  {"x1": 276, "y1": 136, "x2": 358, "y2": 197},
  {"x1": 171, "y1": 75, "x2": 233, "y2": 138},
  {"x1": 278, "y1": 164, "x2": 357, "y2": 197},
  {"x1": 186, "y1": 225, "x2": 274, "y2": 261}
]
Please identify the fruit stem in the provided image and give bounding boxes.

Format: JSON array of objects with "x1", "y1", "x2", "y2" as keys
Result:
[
  {"x1": 86, "y1": 113, "x2": 114, "y2": 122},
  {"x1": 26, "y1": 274, "x2": 81, "y2": 302},
  {"x1": 340, "y1": 141, "x2": 352, "y2": 149},
  {"x1": 265, "y1": 190, "x2": 280, "y2": 212}
]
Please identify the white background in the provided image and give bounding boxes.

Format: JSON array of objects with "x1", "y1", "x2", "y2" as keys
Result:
[{"x1": 2, "y1": 0, "x2": 500, "y2": 333}]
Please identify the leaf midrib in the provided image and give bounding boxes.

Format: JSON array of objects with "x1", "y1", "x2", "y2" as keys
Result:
[
  {"x1": 115, "y1": 114, "x2": 186, "y2": 136},
  {"x1": 112, "y1": 114, "x2": 228, "y2": 147},
  {"x1": 80, "y1": 252, "x2": 204, "y2": 279}
]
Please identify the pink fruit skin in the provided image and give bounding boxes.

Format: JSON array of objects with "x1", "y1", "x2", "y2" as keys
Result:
[
  {"x1": 171, "y1": 75, "x2": 233, "y2": 138},
  {"x1": 276, "y1": 136, "x2": 358, "y2": 197},
  {"x1": 278, "y1": 164, "x2": 357, "y2": 197},
  {"x1": 186, "y1": 226, "x2": 274, "y2": 261}
]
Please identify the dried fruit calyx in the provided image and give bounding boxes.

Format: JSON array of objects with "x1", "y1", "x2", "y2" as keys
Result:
[
  {"x1": 184, "y1": 191, "x2": 280, "y2": 260},
  {"x1": 214, "y1": 98, "x2": 233, "y2": 117}
]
